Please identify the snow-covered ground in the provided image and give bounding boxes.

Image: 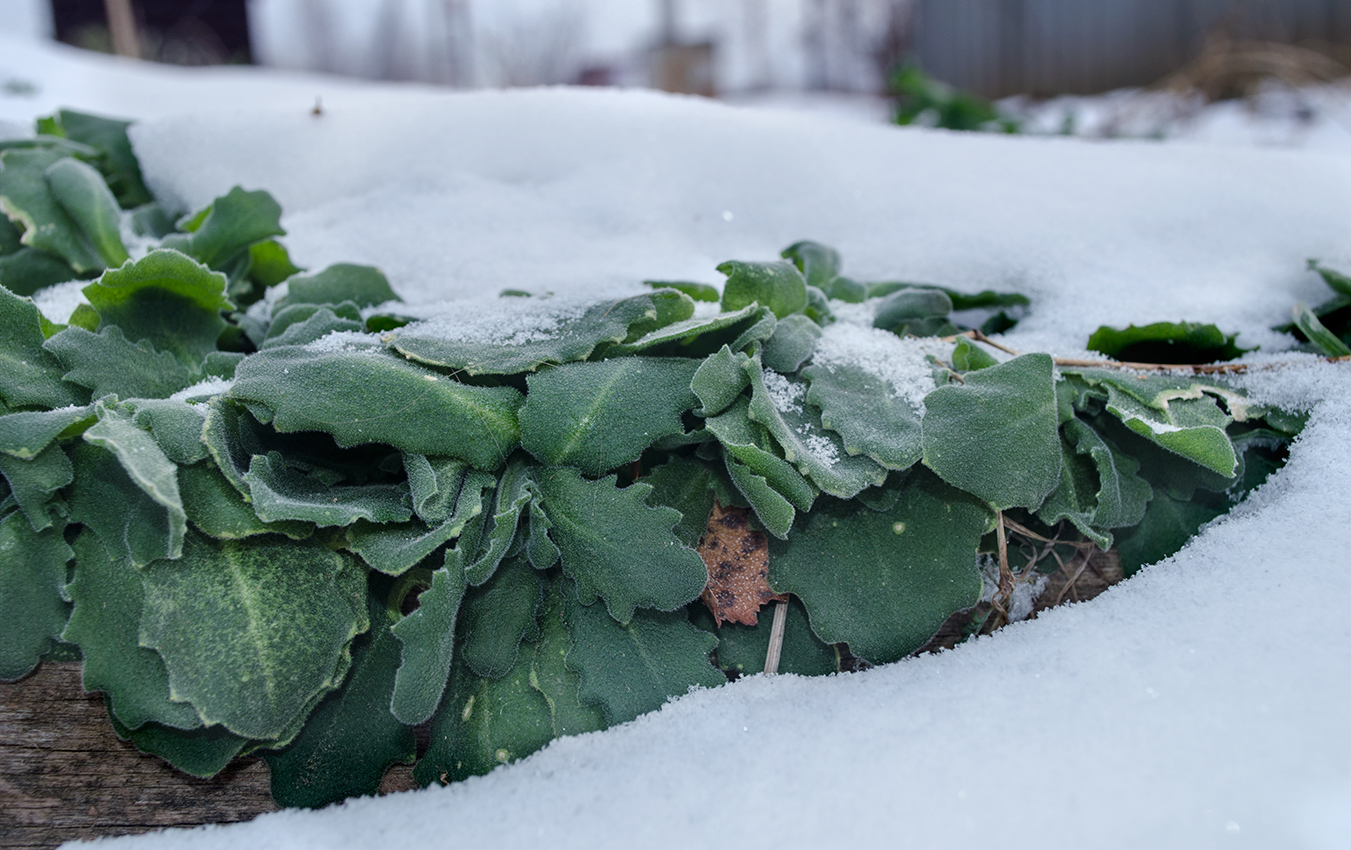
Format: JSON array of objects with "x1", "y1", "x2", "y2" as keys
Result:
[{"x1": 4, "y1": 33, "x2": 1351, "y2": 849}]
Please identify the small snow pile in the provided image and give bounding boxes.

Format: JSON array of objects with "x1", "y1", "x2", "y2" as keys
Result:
[
  {"x1": 398, "y1": 295, "x2": 592, "y2": 345},
  {"x1": 812, "y1": 322, "x2": 941, "y2": 412}
]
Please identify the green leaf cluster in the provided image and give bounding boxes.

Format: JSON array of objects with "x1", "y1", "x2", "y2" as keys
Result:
[{"x1": 0, "y1": 113, "x2": 1301, "y2": 812}]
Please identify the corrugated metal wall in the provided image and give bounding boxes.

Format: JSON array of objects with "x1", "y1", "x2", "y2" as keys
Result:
[{"x1": 914, "y1": 0, "x2": 1351, "y2": 97}]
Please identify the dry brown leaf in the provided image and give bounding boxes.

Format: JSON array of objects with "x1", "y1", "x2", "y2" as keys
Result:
[{"x1": 697, "y1": 501, "x2": 785, "y2": 627}]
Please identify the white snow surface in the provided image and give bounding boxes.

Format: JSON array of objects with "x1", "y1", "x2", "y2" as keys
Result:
[{"x1": 3, "y1": 37, "x2": 1350, "y2": 850}]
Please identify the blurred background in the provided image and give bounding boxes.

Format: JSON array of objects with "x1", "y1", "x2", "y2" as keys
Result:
[{"x1": 4, "y1": 0, "x2": 1351, "y2": 140}]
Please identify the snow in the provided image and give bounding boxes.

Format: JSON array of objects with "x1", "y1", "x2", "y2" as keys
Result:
[{"x1": 1, "y1": 35, "x2": 1349, "y2": 850}]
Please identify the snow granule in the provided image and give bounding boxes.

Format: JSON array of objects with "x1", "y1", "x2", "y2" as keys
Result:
[
  {"x1": 801, "y1": 432, "x2": 840, "y2": 466},
  {"x1": 760, "y1": 369, "x2": 804, "y2": 414},
  {"x1": 399, "y1": 296, "x2": 590, "y2": 347},
  {"x1": 811, "y1": 321, "x2": 941, "y2": 411},
  {"x1": 169, "y1": 377, "x2": 233, "y2": 402}
]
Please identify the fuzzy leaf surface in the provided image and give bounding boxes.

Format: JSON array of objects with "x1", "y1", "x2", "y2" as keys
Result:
[
  {"x1": 563, "y1": 580, "x2": 722, "y2": 725},
  {"x1": 44, "y1": 157, "x2": 128, "y2": 267},
  {"x1": 718, "y1": 260, "x2": 808, "y2": 319},
  {"x1": 532, "y1": 467, "x2": 708, "y2": 624},
  {"x1": 769, "y1": 469, "x2": 992, "y2": 664},
  {"x1": 245, "y1": 452, "x2": 412, "y2": 528},
  {"x1": 348, "y1": 469, "x2": 492, "y2": 576},
  {"x1": 61, "y1": 530, "x2": 201, "y2": 731},
  {"x1": 802, "y1": 359, "x2": 923, "y2": 471},
  {"x1": 460, "y1": 555, "x2": 544, "y2": 679},
  {"x1": 83, "y1": 401, "x2": 186, "y2": 555},
  {"x1": 44, "y1": 325, "x2": 194, "y2": 400},
  {"x1": 747, "y1": 366, "x2": 887, "y2": 499},
  {"x1": 696, "y1": 596, "x2": 836, "y2": 677},
  {"x1": 921, "y1": 353, "x2": 1061, "y2": 510},
  {"x1": 264, "y1": 591, "x2": 415, "y2": 809},
  {"x1": 179, "y1": 462, "x2": 314, "y2": 541},
  {"x1": 389, "y1": 551, "x2": 468, "y2": 725},
  {"x1": 273, "y1": 263, "x2": 399, "y2": 312},
  {"x1": 0, "y1": 512, "x2": 73, "y2": 680},
  {"x1": 139, "y1": 530, "x2": 367, "y2": 740},
  {"x1": 391, "y1": 291, "x2": 692, "y2": 376},
  {"x1": 530, "y1": 579, "x2": 607, "y2": 737},
  {"x1": 0, "y1": 445, "x2": 71, "y2": 530},
  {"x1": 414, "y1": 652, "x2": 555, "y2": 786},
  {"x1": 229, "y1": 344, "x2": 522, "y2": 468},
  {"x1": 691, "y1": 345, "x2": 751, "y2": 416},
  {"x1": 82, "y1": 249, "x2": 231, "y2": 366},
  {"x1": 520, "y1": 357, "x2": 700, "y2": 475},
  {"x1": 66, "y1": 442, "x2": 180, "y2": 566},
  {"x1": 0, "y1": 405, "x2": 92, "y2": 460},
  {"x1": 110, "y1": 716, "x2": 247, "y2": 779},
  {"x1": 0, "y1": 286, "x2": 88, "y2": 410},
  {"x1": 161, "y1": 187, "x2": 285, "y2": 270},
  {"x1": 0, "y1": 149, "x2": 103, "y2": 272}
]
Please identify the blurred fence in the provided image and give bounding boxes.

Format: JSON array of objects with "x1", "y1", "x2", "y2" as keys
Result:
[{"x1": 911, "y1": 0, "x2": 1351, "y2": 97}]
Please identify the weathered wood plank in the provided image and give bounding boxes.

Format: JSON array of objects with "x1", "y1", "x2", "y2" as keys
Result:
[{"x1": 0, "y1": 662, "x2": 276, "y2": 849}]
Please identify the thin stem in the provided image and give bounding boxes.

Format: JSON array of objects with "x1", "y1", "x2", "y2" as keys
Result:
[
  {"x1": 763, "y1": 600, "x2": 788, "y2": 675},
  {"x1": 995, "y1": 510, "x2": 1013, "y2": 602}
]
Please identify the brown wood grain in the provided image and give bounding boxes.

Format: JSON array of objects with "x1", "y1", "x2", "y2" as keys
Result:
[{"x1": 0, "y1": 662, "x2": 276, "y2": 849}]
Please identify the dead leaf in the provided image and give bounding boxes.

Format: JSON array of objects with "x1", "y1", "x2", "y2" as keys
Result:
[{"x1": 697, "y1": 500, "x2": 785, "y2": 627}]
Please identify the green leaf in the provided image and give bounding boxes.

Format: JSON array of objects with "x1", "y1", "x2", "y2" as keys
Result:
[
  {"x1": 82, "y1": 249, "x2": 232, "y2": 367},
  {"x1": 261, "y1": 305, "x2": 364, "y2": 350},
  {"x1": 0, "y1": 247, "x2": 78, "y2": 297},
  {"x1": 246, "y1": 238, "x2": 302, "y2": 288},
  {"x1": 110, "y1": 714, "x2": 248, "y2": 779},
  {"x1": 264, "y1": 588, "x2": 416, "y2": 809},
  {"x1": 139, "y1": 529, "x2": 368, "y2": 740},
  {"x1": 607, "y1": 302, "x2": 761, "y2": 355},
  {"x1": 0, "y1": 404, "x2": 92, "y2": 459},
  {"x1": 404, "y1": 454, "x2": 468, "y2": 525},
  {"x1": 44, "y1": 157, "x2": 129, "y2": 267},
  {"x1": 704, "y1": 396, "x2": 815, "y2": 515},
  {"x1": 229, "y1": 344, "x2": 523, "y2": 469},
  {"x1": 1309, "y1": 259, "x2": 1351, "y2": 298},
  {"x1": 822, "y1": 275, "x2": 867, "y2": 303},
  {"x1": 460, "y1": 555, "x2": 544, "y2": 679},
  {"x1": 161, "y1": 187, "x2": 285, "y2": 271},
  {"x1": 781, "y1": 241, "x2": 841, "y2": 289},
  {"x1": 696, "y1": 596, "x2": 837, "y2": 677},
  {"x1": 1099, "y1": 386, "x2": 1237, "y2": 477},
  {"x1": 1064, "y1": 418, "x2": 1150, "y2": 530},
  {"x1": 1087, "y1": 321, "x2": 1250, "y2": 364},
  {"x1": 1115, "y1": 489, "x2": 1226, "y2": 578},
  {"x1": 83, "y1": 400, "x2": 186, "y2": 558},
  {"x1": 0, "y1": 285, "x2": 88, "y2": 410},
  {"x1": 722, "y1": 453, "x2": 796, "y2": 539},
  {"x1": 530, "y1": 578, "x2": 607, "y2": 737},
  {"x1": 642, "y1": 455, "x2": 720, "y2": 548},
  {"x1": 747, "y1": 365, "x2": 887, "y2": 499},
  {"x1": 0, "y1": 149, "x2": 104, "y2": 272},
  {"x1": 413, "y1": 651, "x2": 555, "y2": 786},
  {"x1": 389, "y1": 551, "x2": 468, "y2": 725},
  {"x1": 1292, "y1": 303, "x2": 1351, "y2": 357},
  {"x1": 951, "y1": 337, "x2": 999, "y2": 371},
  {"x1": 761, "y1": 314, "x2": 821, "y2": 373},
  {"x1": 122, "y1": 398, "x2": 209, "y2": 466},
  {"x1": 66, "y1": 442, "x2": 180, "y2": 567},
  {"x1": 769, "y1": 468, "x2": 992, "y2": 664},
  {"x1": 718, "y1": 260, "x2": 808, "y2": 319},
  {"x1": 563, "y1": 579, "x2": 723, "y2": 725},
  {"x1": 520, "y1": 358, "x2": 701, "y2": 475},
  {"x1": 274, "y1": 264, "x2": 399, "y2": 312},
  {"x1": 179, "y1": 461, "x2": 313, "y2": 541},
  {"x1": 465, "y1": 459, "x2": 530, "y2": 585},
  {"x1": 873, "y1": 288, "x2": 952, "y2": 334},
  {"x1": 348, "y1": 469, "x2": 492, "y2": 577},
  {"x1": 61, "y1": 530, "x2": 201, "y2": 730},
  {"x1": 245, "y1": 452, "x2": 411, "y2": 528},
  {"x1": 0, "y1": 445, "x2": 72, "y2": 531},
  {"x1": 643, "y1": 280, "x2": 719, "y2": 302},
  {"x1": 392, "y1": 291, "x2": 691, "y2": 376},
  {"x1": 802, "y1": 359, "x2": 924, "y2": 471},
  {"x1": 691, "y1": 345, "x2": 752, "y2": 417},
  {"x1": 44, "y1": 109, "x2": 152, "y2": 208},
  {"x1": 0, "y1": 511, "x2": 73, "y2": 680},
  {"x1": 43, "y1": 325, "x2": 194, "y2": 400},
  {"x1": 532, "y1": 467, "x2": 708, "y2": 624},
  {"x1": 921, "y1": 353, "x2": 1061, "y2": 510}
]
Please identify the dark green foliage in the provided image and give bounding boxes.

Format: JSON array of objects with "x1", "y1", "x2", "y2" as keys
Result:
[{"x1": 0, "y1": 115, "x2": 1298, "y2": 814}]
